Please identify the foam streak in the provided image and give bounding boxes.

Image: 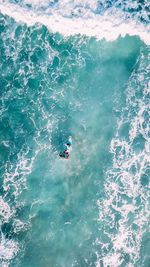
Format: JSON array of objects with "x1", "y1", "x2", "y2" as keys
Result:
[{"x1": 0, "y1": 2, "x2": 150, "y2": 44}]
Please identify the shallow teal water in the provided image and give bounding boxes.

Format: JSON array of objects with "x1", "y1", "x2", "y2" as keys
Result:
[{"x1": 0, "y1": 13, "x2": 150, "y2": 267}]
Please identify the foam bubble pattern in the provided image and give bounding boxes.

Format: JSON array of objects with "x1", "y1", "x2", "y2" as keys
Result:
[
  {"x1": 96, "y1": 47, "x2": 150, "y2": 266},
  {"x1": 0, "y1": 0, "x2": 150, "y2": 44}
]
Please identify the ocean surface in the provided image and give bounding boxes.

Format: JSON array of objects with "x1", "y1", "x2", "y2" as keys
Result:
[{"x1": 0, "y1": 1, "x2": 150, "y2": 266}]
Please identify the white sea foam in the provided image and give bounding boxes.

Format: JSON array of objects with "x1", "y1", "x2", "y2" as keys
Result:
[
  {"x1": 97, "y1": 49, "x2": 150, "y2": 266},
  {"x1": 0, "y1": 197, "x2": 12, "y2": 223},
  {"x1": 0, "y1": 233, "x2": 19, "y2": 265},
  {"x1": 0, "y1": 147, "x2": 39, "y2": 265},
  {"x1": 0, "y1": 1, "x2": 150, "y2": 44},
  {"x1": 13, "y1": 219, "x2": 29, "y2": 233}
]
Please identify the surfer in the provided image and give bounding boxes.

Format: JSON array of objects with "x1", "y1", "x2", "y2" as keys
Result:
[{"x1": 59, "y1": 136, "x2": 72, "y2": 159}]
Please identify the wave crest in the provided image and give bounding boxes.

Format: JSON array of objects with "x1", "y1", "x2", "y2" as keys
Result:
[{"x1": 0, "y1": 0, "x2": 150, "y2": 44}]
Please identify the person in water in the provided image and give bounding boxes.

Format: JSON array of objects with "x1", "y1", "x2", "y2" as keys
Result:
[{"x1": 59, "y1": 136, "x2": 72, "y2": 159}]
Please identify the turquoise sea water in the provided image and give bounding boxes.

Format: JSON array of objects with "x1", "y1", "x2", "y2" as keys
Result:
[{"x1": 0, "y1": 1, "x2": 150, "y2": 267}]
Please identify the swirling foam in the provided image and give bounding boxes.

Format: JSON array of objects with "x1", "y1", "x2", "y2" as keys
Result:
[
  {"x1": 0, "y1": 0, "x2": 150, "y2": 44},
  {"x1": 96, "y1": 48, "x2": 150, "y2": 266},
  {"x1": 0, "y1": 233, "x2": 19, "y2": 267}
]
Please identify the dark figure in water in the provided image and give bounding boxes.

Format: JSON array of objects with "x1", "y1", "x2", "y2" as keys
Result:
[{"x1": 59, "y1": 136, "x2": 72, "y2": 159}]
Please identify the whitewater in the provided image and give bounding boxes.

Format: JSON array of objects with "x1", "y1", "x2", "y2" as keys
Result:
[{"x1": 0, "y1": 0, "x2": 150, "y2": 266}]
